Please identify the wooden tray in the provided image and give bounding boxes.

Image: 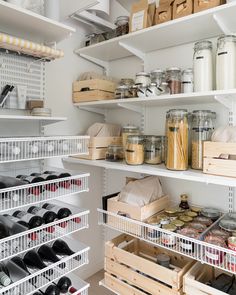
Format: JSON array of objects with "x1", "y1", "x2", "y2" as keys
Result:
[
  {"x1": 73, "y1": 79, "x2": 117, "y2": 93},
  {"x1": 73, "y1": 90, "x2": 115, "y2": 103}
]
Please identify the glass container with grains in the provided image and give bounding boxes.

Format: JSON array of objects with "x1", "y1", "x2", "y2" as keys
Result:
[{"x1": 125, "y1": 135, "x2": 145, "y2": 165}]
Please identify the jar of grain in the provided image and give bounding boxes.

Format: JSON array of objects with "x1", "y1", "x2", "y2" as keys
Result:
[
  {"x1": 166, "y1": 109, "x2": 189, "y2": 171},
  {"x1": 166, "y1": 67, "x2": 182, "y2": 94},
  {"x1": 145, "y1": 136, "x2": 162, "y2": 164},
  {"x1": 122, "y1": 125, "x2": 140, "y2": 150},
  {"x1": 191, "y1": 110, "x2": 214, "y2": 170},
  {"x1": 125, "y1": 135, "x2": 145, "y2": 165}
]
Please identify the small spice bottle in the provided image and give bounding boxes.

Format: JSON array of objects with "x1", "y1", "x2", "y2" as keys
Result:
[{"x1": 179, "y1": 194, "x2": 190, "y2": 210}]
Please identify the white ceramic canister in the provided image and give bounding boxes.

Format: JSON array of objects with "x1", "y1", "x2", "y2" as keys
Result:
[
  {"x1": 193, "y1": 40, "x2": 213, "y2": 92},
  {"x1": 216, "y1": 35, "x2": 236, "y2": 90}
]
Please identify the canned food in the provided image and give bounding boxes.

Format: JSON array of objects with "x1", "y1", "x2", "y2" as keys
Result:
[
  {"x1": 179, "y1": 227, "x2": 199, "y2": 252},
  {"x1": 186, "y1": 211, "x2": 198, "y2": 218},
  {"x1": 171, "y1": 220, "x2": 185, "y2": 230},
  {"x1": 147, "y1": 219, "x2": 161, "y2": 240},
  {"x1": 161, "y1": 224, "x2": 177, "y2": 247},
  {"x1": 202, "y1": 207, "x2": 220, "y2": 221},
  {"x1": 188, "y1": 222, "x2": 206, "y2": 233},
  {"x1": 228, "y1": 236, "x2": 236, "y2": 272},
  {"x1": 204, "y1": 235, "x2": 226, "y2": 265},
  {"x1": 179, "y1": 215, "x2": 193, "y2": 223}
]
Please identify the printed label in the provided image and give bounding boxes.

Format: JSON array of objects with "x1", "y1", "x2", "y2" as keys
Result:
[
  {"x1": 180, "y1": 241, "x2": 192, "y2": 251},
  {"x1": 132, "y1": 10, "x2": 145, "y2": 31},
  {"x1": 205, "y1": 250, "x2": 219, "y2": 261}
]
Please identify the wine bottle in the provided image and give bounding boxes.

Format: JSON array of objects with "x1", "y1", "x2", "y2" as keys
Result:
[
  {"x1": 42, "y1": 203, "x2": 72, "y2": 219},
  {"x1": 0, "y1": 215, "x2": 28, "y2": 233},
  {"x1": 0, "y1": 176, "x2": 27, "y2": 202},
  {"x1": 23, "y1": 250, "x2": 53, "y2": 276},
  {"x1": 11, "y1": 256, "x2": 37, "y2": 285},
  {"x1": 51, "y1": 240, "x2": 79, "y2": 258},
  {"x1": 16, "y1": 174, "x2": 45, "y2": 196},
  {"x1": 43, "y1": 171, "x2": 71, "y2": 189},
  {"x1": 0, "y1": 220, "x2": 9, "y2": 239},
  {"x1": 27, "y1": 206, "x2": 57, "y2": 224},
  {"x1": 4, "y1": 260, "x2": 29, "y2": 282},
  {"x1": 12, "y1": 211, "x2": 43, "y2": 229},
  {"x1": 39, "y1": 284, "x2": 60, "y2": 295},
  {"x1": 37, "y1": 245, "x2": 65, "y2": 269},
  {"x1": 0, "y1": 263, "x2": 11, "y2": 286},
  {"x1": 56, "y1": 276, "x2": 72, "y2": 293}
]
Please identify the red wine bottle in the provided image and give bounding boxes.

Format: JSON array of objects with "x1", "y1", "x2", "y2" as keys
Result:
[
  {"x1": 12, "y1": 211, "x2": 43, "y2": 229},
  {"x1": 37, "y1": 245, "x2": 65, "y2": 269},
  {"x1": 27, "y1": 206, "x2": 57, "y2": 224},
  {"x1": 16, "y1": 175, "x2": 44, "y2": 195},
  {"x1": 1, "y1": 215, "x2": 28, "y2": 233},
  {"x1": 42, "y1": 203, "x2": 72, "y2": 219},
  {"x1": 56, "y1": 276, "x2": 72, "y2": 293},
  {"x1": 37, "y1": 173, "x2": 58, "y2": 192},
  {"x1": 39, "y1": 285, "x2": 60, "y2": 295},
  {"x1": 44, "y1": 171, "x2": 71, "y2": 189},
  {"x1": 23, "y1": 250, "x2": 53, "y2": 276}
]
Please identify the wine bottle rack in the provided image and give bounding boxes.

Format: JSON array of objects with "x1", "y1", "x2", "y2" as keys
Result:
[
  {"x1": 0, "y1": 202, "x2": 89, "y2": 261},
  {"x1": 0, "y1": 136, "x2": 89, "y2": 163},
  {"x1": 98, "y1": 209, "x2": 236, "y2": 275},
  {"x1": 0, "y1": 172, "x2": 89, "y2": 212},
  {"x1": 0, "y1": 240, "x2": 89, "y2": 295}
]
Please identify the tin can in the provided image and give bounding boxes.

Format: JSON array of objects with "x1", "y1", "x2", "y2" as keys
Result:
[
  {"x1": 205, "y1": 235, "x2": 226, "y2": 265},
  {"x1": 228, "y1": 237, "x2": 236, "y2": 271},
  {"x1": 147, "y1": 219, "x2": 161, "y2": 240},
  {"x1": 179, "y1": 227, "x2": 199, "y2": 252},
  {"x1": 161, "y1": 224, "x2": 177, "y2": 247}
]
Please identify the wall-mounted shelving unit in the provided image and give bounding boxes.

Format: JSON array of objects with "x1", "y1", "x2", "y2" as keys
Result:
[{"x1": 0, "y1": 115, "x2": 67, "y2": 126}]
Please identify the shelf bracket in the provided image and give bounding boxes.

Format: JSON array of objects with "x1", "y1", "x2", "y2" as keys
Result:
[
  {"x1": 214, "y1": 94, "x2": 236, "y2": 109},
  {"x1": 79, "y1": 105, "x2": 106, "y2": 116},
  {"x1": 213, "y1": 14, "x2": 232, "y2": 35},
  {"x1": 79, "y1": 53, "x2": 109, "y2": 75},
  {"x1": 117, "y1": 103, "x2": 143, "y2": 114}
]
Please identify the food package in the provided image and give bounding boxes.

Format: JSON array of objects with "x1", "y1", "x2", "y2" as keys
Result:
[
  {"x1": 194, "y1": 0, "x2": 225, "y2": 13},
  {"x1": 173, "y1": 0, "x2": 193, "y2": 19},
  {"x1": 86, "y1": 123, "x2": 121, "y2": 137},
  {"x1": 118, "y1": 176, "x2": 163, "y2": 207},
  {"x1": 156, "y1": 2, "x2": 173, "y2": 24},
  {"x1": 211, "y1": 126, "x2": 236, "y2": 143}
]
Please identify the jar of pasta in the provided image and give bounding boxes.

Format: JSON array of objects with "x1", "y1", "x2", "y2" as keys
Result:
[
  {"x1": 166, "y1": 109, "x2": 189, "y2": 170},
  {"x1": 122, "y1": 125, "x2": 140, "y2": 150},
  {"x1": 145, "y1": 136, "x2": 162, "y2": 164},
  {"x1": 125, "y1": 135, "x2": 145, "y2": 165}
]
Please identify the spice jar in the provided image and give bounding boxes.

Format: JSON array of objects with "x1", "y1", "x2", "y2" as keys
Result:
[
  {"x1": 150, "y1": 69, "x2": 164, "y2": 86},
  {"x1": 166, "y1": 67, "x2": 182, "y2": 94},
  {"x1": 105, "y1": 145, "x2": 124, "y2": 162},
  {"x1": 145, "y1": 136, "x2": 162, "y2": 164},
  {"x1": 166, "y1": 109, "x2": 189, "y2": 171},
  {"x1": 182, "y1": 69, "x2": 193, "y2": 93},
  {"x1": 135, "y1": 72, "x2": 151, "y2": 87},
  {"x1": 122, "y1": 125, "x2": 140, "y2": 150},
  {"x1": 179, "y1": 194, "x2": 190, "y2": 210},
  {"x1": 179, "y1": 228, "x2": 199, "y2": 252},
  {"x1": 115, "y1": 85, "x2": 131, "y2": 99},
  {"x1": 191, "y1": 110, "x2": 214, "y2": 170},
  {"x1": 204, "y1": 235, "x2": 226, "y2": 265},
  {"x1": 216, "y1": 35, "x2": 236, "y2": 90},
  {"x1": 115, "y1": 16, "x2": 129, "y2": 37},
  {"x1": 193, "y1": 40, "x2": 213, "y2": 92},
  {"x1": 161, "y1": 224, "x2": 177, "y2": 247},
  {"x1": 125, "y1": 135, "x2": 145, "y2": 165}
]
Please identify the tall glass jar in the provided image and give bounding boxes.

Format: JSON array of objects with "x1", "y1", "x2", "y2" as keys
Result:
[
  {"x1": 125, "y1": 135, "x2": 145, "y2": 165},
  {"x1": 193, "y1": 40, "x2": 213, "y2": 92},
  {"x1": 166, "y1": 68, "x2": 182, "y2": 94},
  {"x1": 182, "y1": 69, "x2": 193, "y2": 93},
  {"x1": 166, "y1": 109, "x2": 189, "y2": 171},
  {"x1": 216, "y1": 35, "x2": 236, "y2": 90},
  {"x1": 122, "y1": 125, "x2": 140, "y2": 150},
  {"x1": 145, "y1": 136, "x2": 162, "y2": 164},
  {"x1": 191, "y1": 110, "x2": 214, "y2": 170}
]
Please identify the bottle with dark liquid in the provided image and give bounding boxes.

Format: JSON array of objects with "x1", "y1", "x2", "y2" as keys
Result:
[
  {"x1": 27, "y1": 206, "x2": 57, "y2": 224},
  {"x1": 51, "y1": 240, "x2": 81, "y2": 262},
  {"x1": 39, "y1": 285, "x2": 60, "y2": 295},
  {"x1": 16, "y1": 174, "x2": 44, "y2": 196},
  {"x1": 12, "y1": 211, "x2": 43, "y2": 229},
  {"x1": 43, "y1": 171, "x2": 71, "y2": 189},
  {"x1": 56, "y1": 276, "x2": 72, "y2": 293},
  {"x1": 37, "y1": 245, "x2": 65, "y2": 268},
  {"x1": 179, "y1": 194, "x2": 190, "y2": 210},
  {"x1": 0, "y1": 263, "x2": 11, "y2": 286},
  {"x1": 42, "y1": 203, "x2": 72, "y2": 219},
  {"x1": 23, "y1": 250, "x2": 53, "y2": 276},
  {"x1": 32, "y1": 173, "x2": 58, "y2": 192}
]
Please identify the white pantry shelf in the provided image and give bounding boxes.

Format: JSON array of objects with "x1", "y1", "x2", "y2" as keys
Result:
[
  {"x1": 75, "y1": 2, "x2": 236, "y2": 62},
  {"x1": 0, "y1": 0, "x2": 75, "y2": 43},
  {"x1": 0, "y1": 115, "x2": 67, "y2": 126},
  {"x1": 64, "y1": 157, "x2": 236, "y2": 187},
  {"x1": 74, "y1": 89, "x2": 236, "y2": 113}
]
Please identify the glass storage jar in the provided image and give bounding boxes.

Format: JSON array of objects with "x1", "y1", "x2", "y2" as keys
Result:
[
  {"x1": 145, "y1": 136, "x2": 162, "y2": 164},
  {"x1": 115, "y1": 16, "x2": 129, "y2": 37},
  {"x1": 115, "y1": 85, "x2": 130, "y2": 99},
  {"x1": 166, "y1": 67, "x2": 182, "y2": 94},
  {"x1": 105, "y1": 145, "x2": 124, "y2": 162},
  {"x1": 166, "y1": 109, "x2": 189, "y2": 171},
  {"x1": 191, "y1": 110, "x2": 214, "y2": 170},
  {"x1": 156, "y1": 136, "x2": 166, "y2": 162},
  {"x1": 122, "y1": 125, "x2": 140, "y2": 150},
  {"x1": 182, "y1": 69, "x2": 193, "y2": 93},
  {"x1": 135, "y1": 72, "x2": 151, "y2": 87},
  {"x1": 125, "y1": 135, "x2": 145, "y2": 165},
  {"x1": 159, "y1": 82, "x2": 170, "y2": 95},
  {"x1": 193, "y1": 40, "x2": 213, "y2": 92},
  {"x1": 120, "y1": 78, "x2": 135, "y2": 87},
  {"x1": 216, "y1": 35, "x2": 236, "y2": 90},
  {"x1": 150, "y1": 69, "x2": 164, "y2": 86}
]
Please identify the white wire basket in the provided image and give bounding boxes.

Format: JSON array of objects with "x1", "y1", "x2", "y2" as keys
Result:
[
  {"x1": 0, "y1": 136, "x2": 89, "y2": 163},
  {"x1": 0, "y1": 239, "x2": 90, "y2": 295},
  {"x1": 0, "y1": 201, "x2": 89, "y2": 261},
  {"x1": 0, "y1": 171, "x2": 89, "y2": 212},
  {"x1": 98, "y1": 209, "x2": 236, "y2": 275}
]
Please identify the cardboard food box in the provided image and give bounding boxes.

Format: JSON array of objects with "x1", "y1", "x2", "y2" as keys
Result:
[
  {"x1": 173, "y1": 0, "x2": 193, "y2": 19},
  {"x1": 27, "y1": 100, "x2": 44, "y2": 110},
  {"x1": 194, "y1": 0, "x2": 225, "y2": 13},
  {"x1": 156, "y1": 2, "x2": 173, "y2": 24},
  {"x1": 129, "y1": 0, "x2": 156, "y2": 33}
]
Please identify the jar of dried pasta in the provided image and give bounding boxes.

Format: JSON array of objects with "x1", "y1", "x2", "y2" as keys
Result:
[
  {"x1": 125, "y1": 135, "x2": 145, "y2": 165},
  {"x1": 166, "y1": 109, "x2": 189, "y2": 170}
]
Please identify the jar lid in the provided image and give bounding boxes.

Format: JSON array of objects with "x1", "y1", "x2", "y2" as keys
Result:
[
  {"x1": 120, "y1": 78, "x2": 135, "y2": 85},
  {"x1": 165, "y1": 207, "x2": 179, "y2": 214},
  {"x1": 179, "y1": 216, "x2": 193, "y2": 223},
  {"x1": 194, "y1": 40, "x2": 212, "y2": 50},
  {"x1": 188, "y1": 222, "x2": 206, "y2": 232},
  {"x1": 179, "y1": 227, "x2": 199, "y2": 238},
  {"x1": 194, "y1": 216, "x2": 213, "y2": 226},
  {"x1": 180, "y1": 194, "x2": 188, "y2": 201},
  {"x1": 116, "y1": 85, "x2": 129, "y2": 90},
  {"x1": 182, "y1": 68, "x2": 193, "y2": 73},
  {"x1": 115, "y1": 15, "x2": 129, "y2": 24},
  {"x1": 150, "y1": 69, "x2": 164, "y2": 74},
  {"x1": 186, "y1": 211, "x2": 198, "y2": 218},
  {"x1": 205, "y1": 235, "x2": 226, "y2": 247},
  {"x1": 171, "y1": 220, "x2": 185, "y2": 227},
  {"x1": 217, "y1": 34, "x2": 236, "y2": 44},
  {"x1": 136, "y1": 72, "x2": 150, "y2": 77},
  {"x1": 145, "y1": 135, "x2": 162, "y2": 142},
  {"x1": 122, "y1": 125, "x2": 139, "y2": 130},
  {"x1": 156, "y1": 253, "x2": 170, "y2": 263},
  {"x1": 210, "y1": 229, "x2": 230, "y2": 239},
  {"x1": 166, "y1": 67, "x2": 181, "y2": 72},
  {"x1": 162, "y1": 224, "x2": 177, "y2": 231},
  {"x1": 191, "y1": 206, "x2": 202, "y2": 213},
  {"x1": 202, "y1": 207, "x2": 220, "y2": 219},
  {"x1": 127, "y1": 135, "x2": 145, "y2": 142},
  {"x1": 219, "y1": 218, "x2": 236, "y2": 232}
]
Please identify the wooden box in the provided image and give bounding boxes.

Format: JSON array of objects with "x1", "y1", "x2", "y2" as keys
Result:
[
  {"x1": 105, "y1": 234, "x2": 194, "y2": 295},
  {"x1": 72, "y1": 90, "x2": 114, "y2": 103},
  {"x1": 173, "y1": 0, "x2": 193, "y2": 19},
  {"x1": 194, "y1": 0, "x2": 225, "y2": 13},
  {"x1": 184, "y1": 262, "x2": 235, "y2": 295},
  {"x1": 156, "y1": 3, "x2": 173, "y2": 24},
  {"x1": 73, "y1": 136, "x2": 122, "y2": 160},
  {"x1": 203, "y1": 141, "x2": 236, "y2": 178}
]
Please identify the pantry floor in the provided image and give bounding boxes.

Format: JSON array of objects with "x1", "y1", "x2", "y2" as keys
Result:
[{"x1": 87, "y1": 270, "x2": 114, "y2": 295}]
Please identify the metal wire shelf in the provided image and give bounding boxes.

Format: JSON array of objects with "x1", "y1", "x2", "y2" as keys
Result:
[{"x1": 98, "y1": 209, "x2": 236, "y2": 275}]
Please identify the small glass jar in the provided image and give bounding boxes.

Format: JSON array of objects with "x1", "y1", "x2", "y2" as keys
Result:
[
  {"x1": 159, "y1": 82, "x2": 170, "y2": 95},
  {"x1": 161, "y1": 224, "x2": 177, "y2": 247},
  {"x1": 135, "y1": 72, "x2": 151, "y2": 87},
  {"x1": 191, "y1": 110, "x2": 214, "y2": 170},
  {"x1": 166, "y1": 67, "x2": 182, "y2": 94},
  {"x1": 137, "y1": 85, "x2": 147, "y2": 97},
  {"x1": 129, "y1": 85, "x2": 138, "y2": 98},
  {"x1": 105, "y1": 145, "x2": 124, "y2": 162},
  {"x1": 179, "y1": 194, "x2": 190, "y2": 210},
  {"x1": 115, "y1": 85, "x2": 130, "y2": 99},
  {"x1": 179, "y1": 228, "x2": 199, "y2": 253},
  {"x1": 120, "y1": 78, "x2": 135, "y2": 87},
  {"x1": 166, "y1": 109, "x2": 189, "y2": 171},
  {"x1": 115, "y1": 16, "x2": 129, "y2": 37},
  {"x1": 90, "y1": 33, "x2": 105, "y2": 45},
  {"x1": 125, "y1": 135, "x2": 145, "y2": 165},
  {"x1": 182, "y1": 69, "x2": 193, "y2": 93},
  {"x1": 146, "y1": 83, "x2": 159, "y2": 97},
  {"x1": 204, "y1": 236, "x2": 226, "y2": 265},
  {"x1": 122, "y1": 125, "x2": 140, "y2": 149},
  {"x1": 145, "y1": 136, "x2": 162, "y2": 164},
  {"x1": 150, "y1": 69, "x2": 164, "y2": 86}
]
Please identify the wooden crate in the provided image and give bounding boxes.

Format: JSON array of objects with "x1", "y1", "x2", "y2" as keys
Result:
[
  {"x1": 184, "y1": 262, "x2": 235, "y2": 295},
  {"x1": 203, "y1": 141, "x2": 236, "y2": 178},
  {"x1": 73, "y1": 90, "x2": 115, "y2": 103},
  {"x1": 73, "y1": 79, "x2": 117, "y2": 93},
  {"x1": 105, "y1": 234, "x2": 194, "y2": 295}
]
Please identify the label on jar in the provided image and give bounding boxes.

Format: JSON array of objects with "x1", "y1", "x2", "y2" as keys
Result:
[
  {"x1": 161, "y1": 233, "x2": 176, "y2": 246},
  {"x1": 180, "y1": 241, "x2": 192, "y2": 251},
  {"x1": 131, "y1": 10, "x2": 145, "y2": 32},
  {"x1": 205, "y1": 250, "x2": 219, "y2": 261}
]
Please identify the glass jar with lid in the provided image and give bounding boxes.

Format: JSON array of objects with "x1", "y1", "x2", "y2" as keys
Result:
[
  {"x1": 115, "y1": 16, "x2": 129, "y2": 37},
  {"x1": 105, "y1": 145, "x2": 124, "y2": 162},
  {"x1": 122, "y1": 125, "x2": 140, "y2": 150},
  {"x1": 191, "y1": 110, "x2": 214, "y2": 170},
  {"x1": 182, "y1": 69, "x2": 193, "y2": 93},
  {"x1": 166, "y1": 67, "x2": 182, "y2": 94},
  {"x1": 150, "y1": 69, "x2": 165, "y2": 86},
  {"x1": 193, "y1": 40, "x2": 213, "y2": 92},
  {"x1": 216, "y1": 35, "x2": 236, "y2": 90},
  {"x1": 159, "y1": 82, "x2": 170, "y2": 95},
  {"x1": 115, "y1": 85, "x2": 130, "y2": 99},
  {"x1": 166, "y1": 109, "x2": 189, "y2": 171},
  {"x1": 120, "y1": 78, "x2": 135, "y2": 87},
  {"x1": 125, "y1": 135, "x2": 145, "y2": 165},
  {"x1": 135, "y1": 72, "x2": 151, "y2": 87},
  {"x1": 145, "y1": 136, "x2": 162, "y2": 164},
  {"x1": 156, "y1": 136, "x2": 166, "y2": 163}
]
